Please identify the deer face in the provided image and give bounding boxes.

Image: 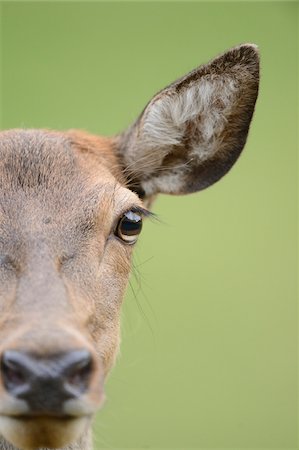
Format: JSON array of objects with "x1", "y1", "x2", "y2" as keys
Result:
[
  {"x1": 0, "y1": 44, "x2": 259, "y2": 450},
  {"x1": 0, "y1": 129, "x2": 146, "y2": 449}
]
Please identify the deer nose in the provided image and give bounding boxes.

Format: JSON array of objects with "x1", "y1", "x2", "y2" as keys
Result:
[{"x1": 0, "y1": 349, "x2": 93, "y2": 415}]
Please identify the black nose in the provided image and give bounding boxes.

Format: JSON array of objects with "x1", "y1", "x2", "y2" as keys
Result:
[{"x1": 0, "y1": 349, "x2": 93, "y2": 414}]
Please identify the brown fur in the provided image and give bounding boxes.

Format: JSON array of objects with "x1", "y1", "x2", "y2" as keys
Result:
[
  {"x1": 0, "y1": 44, "x2": 259, "y2": 450},
  {"x1": 119, "y1": 44, "x2": 259, "y2": 197},
  {"x1": 0, "y1": 129, "x2": 141, "y2": 449}
]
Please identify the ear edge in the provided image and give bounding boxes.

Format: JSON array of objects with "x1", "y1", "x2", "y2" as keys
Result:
[
  {"x1": 166, "y1": 56, "x2": 259, "y2": 195},
  {"x1": 141, "y1": 101, "x2": 257, "y2": 197},
  {"x1": 174, "y1": 100, "x2": 258, "y2": 194},
  {"x1": 117, "y1": 44, "x2": 260, "y2": 198},
  {"x1": 150, "y1": 43, "x2": 260, "y2": 99}
]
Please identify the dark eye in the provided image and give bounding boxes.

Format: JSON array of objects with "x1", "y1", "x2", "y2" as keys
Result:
[{"x1": 116, "y1": 210, "x2": 143, "y2": 244}]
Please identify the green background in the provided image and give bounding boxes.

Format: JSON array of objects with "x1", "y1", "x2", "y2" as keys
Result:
[{"x1": 0, "y1": 2, "x2": 298, "y2": 449}]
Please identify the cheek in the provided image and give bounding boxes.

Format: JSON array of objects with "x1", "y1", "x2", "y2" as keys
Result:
[
  {"x1": 95, "y1": 323, "x2": 121, "y2": 376},
  {"x1": 99, "y1": 241, "x2": 132, "y2": 305},
  {"x1": 95, "y1": 240, "x2": 133, "y2": 372},
  {"x1": 0, "y1": 270, "x2": 17, "y2": 307},
  {"x1": 0, "y1": 272, "x2": 18, "y2": 334},
  {"x1": 65, "y1": 239, "x2": 132, "y2": 309},
  {"x1": 71, "y1": 240, "x2": 133, "y2": 373}
]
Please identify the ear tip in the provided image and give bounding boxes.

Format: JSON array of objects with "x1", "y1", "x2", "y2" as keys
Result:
[
  {"x1": 212, "y1": 43, "x2": 260, "y2": 79},
  {"x1": 237, "y1": 42, "x2": 259, "y2": 51},
  {"x1": 228, "y1": 43, "x2": 260, "y2": 65},
  {"x1": 235, "y1": 43, "x2": 260, "y2": 58}
]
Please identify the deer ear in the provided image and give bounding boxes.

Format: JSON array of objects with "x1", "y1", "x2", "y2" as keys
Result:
[{"x1": 118, "y1": 44, "x2": 259, "y2": 198}]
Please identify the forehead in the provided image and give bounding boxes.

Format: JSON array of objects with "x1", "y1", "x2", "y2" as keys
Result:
[{"x1": 0, "y1": 129, "x2": 139, "y2": 226}]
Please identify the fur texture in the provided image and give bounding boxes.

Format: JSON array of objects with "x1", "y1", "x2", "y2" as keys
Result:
[
  {"x1": 119, "y1": 44, "x2": 259, "y2": 197},
  {"x1": 0, "y1": 44, "x2": 259, "y2": 450}
]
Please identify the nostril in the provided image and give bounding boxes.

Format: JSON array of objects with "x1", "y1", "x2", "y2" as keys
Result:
[
  {"x1": 64, "y1": 351, "x2": 93, "y2": 395},
  {"x1": 3, "y1": 363, "x2": 25, "y2": 387},
  {"x1": 1, "y1": 351, "x2": 31, "y2": 396}
]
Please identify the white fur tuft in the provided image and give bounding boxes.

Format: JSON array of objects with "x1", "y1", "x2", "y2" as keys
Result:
[{"x1": 141, "y1": 74, "x2": 238, "y2": 161}]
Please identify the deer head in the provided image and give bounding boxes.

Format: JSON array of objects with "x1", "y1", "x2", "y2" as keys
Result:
[{"x1": 0, "y1": 44, "x2": 259, "y2": 450}]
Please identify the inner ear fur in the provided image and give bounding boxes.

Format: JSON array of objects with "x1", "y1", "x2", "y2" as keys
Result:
[{"x1": 117, "y1": 44, "x2": 260, "y2": 198}]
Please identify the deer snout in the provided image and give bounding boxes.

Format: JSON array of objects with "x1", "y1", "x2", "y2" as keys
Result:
[{"x1": 0, "y1": 349, "x2": 93, "y2": 415}]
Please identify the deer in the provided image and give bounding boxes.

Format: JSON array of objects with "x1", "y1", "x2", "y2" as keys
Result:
[{"x1": 0, "y1": 44, "x2": 259, "y2": 450}]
